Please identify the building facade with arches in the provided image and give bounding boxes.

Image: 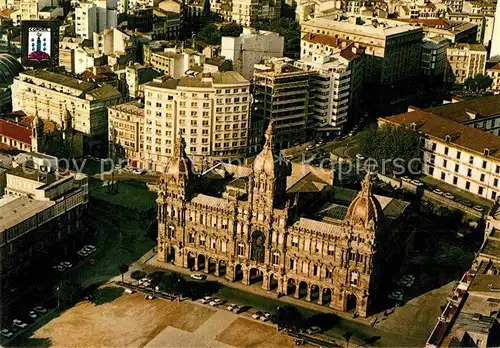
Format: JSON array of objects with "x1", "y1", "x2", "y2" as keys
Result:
[{"x1": 156, "y1": 123, "x2": 412, "y2": 317}]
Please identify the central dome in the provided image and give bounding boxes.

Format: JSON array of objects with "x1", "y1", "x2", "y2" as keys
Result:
[
  {"x1": 166, "y1": 132, "x2": 192, "y2": 181},
  {"x1": 346, "y1": 173, "x2": 383, "y2": 228},
  {"x1": 253, "y1": 122, "x2": 276, "y2": 176}
]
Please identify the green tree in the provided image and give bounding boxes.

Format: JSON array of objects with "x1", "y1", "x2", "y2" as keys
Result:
[
  {"x1": 198, "y1": 23, "x2": 221, "y2": 45},
  {"x1": 253, "y1": 18, "x2": 300, "y2": 57},
  {"x1": 130, "y1": 270, "x2": 146, "y2": 281},
  {"x1": 464, "y1": 76, "x2": 477, "y2": 91},
  {"x1": 118, "y1": 264, "x2": 129, "y2": 282},
  {"x1": 219, "y1": 23, "x2": 243, "y2": 37},
  {"x1": 474, "y1": 74, "x2": 493, "y2": 91},
  {"x1": 163, "y1": 273, "x2": 187, "y2": 295},
  {"x1": 343, "y1": 331, "x2": 353, "y2": 348},
  {"x1": 55, "y1": 280, "x2": 81, "y2": 305},
  {"x1": 358, "y1": 124, "x2": 422, "y2": 176},
  {"x1": 270, "y1": 305, "x2": 304, "y2": 332}
]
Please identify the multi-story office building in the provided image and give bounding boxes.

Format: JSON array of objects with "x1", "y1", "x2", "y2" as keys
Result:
[
  {"x1": 221, "y1": 28, "x2": 284, "y2": 80},
  {"x1": 421, "y1": 36, "x2": 448, "y2": 85},
  {"x1": 210, "y1": 0, "x2": 232, "y2": 21},
  {"x1": 142, "y1": 72, "x2": 250, "y2": 172},
  {"x1": 75, "y1": 0, "x2": 118, "y2": 40},
  {"x1": 252, "y1": 58, "x2": 314, "y2": 151},
  {"x1": 382, "y1": 110, "x2": 500, "y2": 201},
  {"x1": 301, "y1": 15, "x2": 423, "y2": 106},
  {"x1": 447, "y1": 12, "x2": 495, "y2": 47},
  {"x1": 11, "y1": 69, "x2": 122, "y2": 153},
  {"x1": 445, "y1": 44, "x2": 487, "y2": 84},
  {"x1": 19, "y1": 0, "x2": 53, "y2": 20},
  {"x1": 231, "y1": 0, "x2": 281, "y2": 27},
  {"x1": 108, "y1": 101, "x2": 144, "y2": 168},
  {"x1": 0, "y1": 165, "x2": 88, "y2": 318},
  {"x1": 394, "y1": 18, "x2": 478, "y2": 44}
]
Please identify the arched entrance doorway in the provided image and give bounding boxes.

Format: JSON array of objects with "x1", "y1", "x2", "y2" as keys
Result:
[
  {"x1": 250, "y1": 231, "x2": 266, "y2": 263},
  {"x1": 346, "y1": 294, "x2": 357, "y2": 312},
  {"x1": 208, "y1": 258, "x2": 216, "y2": 273},
  {"x1": 187, "y1": 252, "x2": 195, "y2": 270},
  {"x1": 218, "y1": 260, "x2": 226, "y2": 277},
  {"x1": 197, "y1": 254, "x2": 205, "y2": 271},
  {"x1": 287, "y1": 278, "x2": 296, "y2": 295},
  {"x1": 298, "y1": 281, "x2": 308, "y2": 299},
  {"x1": 322, "y1": 288, "x2": 332, "y2": 305},
  {"x1": 310, "y1": 284, "x2": 320, "y2": 302},
  {"x1": 269, "y1": 273, "x2": 278, "y2": 291},
  {"x1": 234, "y1": 264, "x2": 243, "y2": 281},
  {"x1": 167, "y1": 246, "x2": 175, "y2": 262},
  {"x1": 249, "y1": 268, "x2": 263, "y2": 285}
]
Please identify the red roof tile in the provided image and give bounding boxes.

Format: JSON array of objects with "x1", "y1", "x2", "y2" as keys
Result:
[
  {"x1": 302, "y1": 33, "x2": 350, "y2": 49},
  {"x1": 0, "y1": 119, "x2": 32, "y2": 145}
]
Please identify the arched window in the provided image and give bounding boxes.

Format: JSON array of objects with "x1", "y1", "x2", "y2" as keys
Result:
[
  {"x1": 237, "y1": 241, "x2": 245, "y2": 256},
  {"x1": 350, "y1": 270, "x2": 359, "y2": 286},
  {"x1": 272, "y1": 251, "x2": 280, "y2": 265}
]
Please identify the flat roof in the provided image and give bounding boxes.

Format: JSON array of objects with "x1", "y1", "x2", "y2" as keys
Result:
[
  {"x1": 0, "y1": 196, "x2": 54, "y2": 233},
  {"x1": 382, "y1": 110, "x2": 500, "y2": 160}
]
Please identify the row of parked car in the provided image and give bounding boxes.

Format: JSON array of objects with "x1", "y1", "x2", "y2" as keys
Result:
[
  {"x1": 0, "y1": 306, "x2": 47, "y2": 339},
  {"x1": 77, "y1": 244, "x2": 97, "y2": 257},
  {"x1": 388, "y1": 274, "x2": 415, "y2": 302}
]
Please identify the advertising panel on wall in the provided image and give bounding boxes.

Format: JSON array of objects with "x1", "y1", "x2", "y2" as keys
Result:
[{"x1": 21, "y1": 20, "x2": 60, "y2": 68}]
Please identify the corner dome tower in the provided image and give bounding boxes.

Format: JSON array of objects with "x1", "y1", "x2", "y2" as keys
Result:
[
  {"x1": 346, "y1": 173, "x2": 384, "y2": 229},
  {"x1": 253, "y1": 122, "x2": 276, "y2": 175}
]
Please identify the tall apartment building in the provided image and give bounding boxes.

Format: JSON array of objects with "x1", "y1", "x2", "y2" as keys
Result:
[
  {"x1": 142, "y1": 72, "x2": 250, "y2": 172},
  {"x1": 420, "y1": 37, "x2": 448, "y2": 85},
  {"x1": 75, "y1": 0, "x2": 118, "y2": 40},
  {"x1": 221, "y1": 28, "x2": 284, "y2": 80},
  {"x1": 19, "y1": 0, "x2": 53, "y2": 20},
  {"x1": 491, "y1": 0, "x2": 500, "y2": 57},
  {"x1": 108, "y1": 101, "x2": 144, "y2": 167},
  {"x1": 125, "y1": 63, "x2": 161, "y2": 99},
  {"x1": 296, "y1": 33, "x2": 364, "y2": 136},
  {"x1": 447, "y1": 12, "x2": 495, "y2": 47},
  {"x1": 445, "y1": 44, "x2": 487, "y2": 84},
  {"x1": 231, "y1": 0, "x2": 281, "y2": 27},
  {"x1": 301, "y1": 15, "x2": 423, "y2": 107},
  {"x1": 487, "y1": 62, "x2": 500, "y2": 94},
  {"x1": 252, "y1": 58, "x2": 314, "y2": 151},
  {"x1": 381, "y1": 110, "x2": 500, "y2": 201},
  {"x1": 11, "y1": 70, "x2": 122, "y2": 154},
  {"x1": 0, "y1": 165, "x2": 88, "y2": 318}
]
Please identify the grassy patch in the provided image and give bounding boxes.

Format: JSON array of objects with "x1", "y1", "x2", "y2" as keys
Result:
[
  {"x1": 90, "y1": 181, "x2": 156, "y2": 212},
  {"x1": 91, "y1": 287, "x2": 124, "y2": 305}
]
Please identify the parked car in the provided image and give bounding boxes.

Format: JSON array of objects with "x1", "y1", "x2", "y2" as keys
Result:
[
  {"x1": 259, "y1": 312, "x2": 271, "y2": 321},
  {"x1": 432, "y1": 188, "x2": 444, "y2": 195},
  {"x1": 144, "y1": 294, "x2": 155, "y2": 300},
  {"x1": 60, "y1": 261, "x2": 72, "y2": 268},
  {"x1": 53, "y1": 265, "x2": 66, "y2": 272},
  {"x1": 0, "y1": 329, "x2": 13, "y2": 338},
  {"x1": 232, "y1": 305, "x2": 244, "y2": 314},
  {"x1": 410, "y1": 179, "x2": 424, "y2": 187},
  {"x1": 462, "y1": 201, "x2": 473, "y2": 208},
  {"x1": 27, "y1": 311, "x2": 37, "y2": 319},
  {"x1": 227, "y1": 304, "x2": 237, "y2": 311},
  {"x1": 77, "y1": 249, "x2": 90, "y2": 256},
  {"x1": 388, "y1": 289, "x2": 404, "y2": 301},
  {"x1": 252, "y1": 311, "x2": 263, "y2": 320},
  {"x1": 443, "y1": 193, "x2": 455, "y2": 200},
  {"x1": 132, "y1": 169, "x2": 143, "y2": 175},
  {"x1": 199, "y1": 296, "x2": 212, "y2": 304},
  {"x1": 190, "y1": 274, "x2": 206, "y2": 280},
  {"x1": 12, "y1": 320, "x2": 27, "y2": 329},
  {"x1": 209, "y1": 298, "x2": 223, "y2": 307},
  {"x1": 138, "y1": 277, "x2": 151, "y2": 286},
  {"x1": 33, "y1": 306, "x2": 47, "y2": 314},
  {"x1": 305, "y1": 326, "x2": 322, "y2": 335},
  {"x1": 84, "y1": 245, "x2": 96, "y2": 253}
]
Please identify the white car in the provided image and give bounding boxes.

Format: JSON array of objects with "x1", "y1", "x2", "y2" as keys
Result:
[
  {"x1": 443, "y1": 193, "x2": 455, "y2": 200},
  {"x1": 209, "y1": 298, "x2": 223, "y2": 306},
  {"x1": 401, "y1": 176, "x2": 412, "y2": 182},
  {"x1": 53, "y1": 265, "x2": 66, "y2": 272},
  {"x1": 226, "y1": 304, "x2": 237, "y2": 311},
  {"x1": 12, "y1": 319, "x2": 27, "y2": 329},
  {"x1": 144, "y1": 294, "x2": 155, "y2": 300},
  {"x1": 433, "y1": 188, "x2": 444, "y2": 195},
  {"x1": 410, "y1": 179, "x2": 424, "y2": 187},
  {"x1": 33, "y1": 306, "x2": 47, "y2": 314},
  {"x1": 0, "y1": 329, "x2": 13, "y2": 338},
  {"x1": 84, "y1": 245, "x2": 96, "y2": 252},
  {"x1": 199, "y1": 296, "x2": 212, "y2": 304},
  {"x1": 190, "y1": 274, "x2": 205, "y2": 280},
  {"x1": 60, "y1": 261, "x2": 72, "y2": 268},
  {"x1": 252, "y1": 311, "x2": 263, "y2": 320},
  {"x1": 355, "y1": 153, "x2": 365, "y2": 161},
  {"x1": 232, "y1": 305, "x2": 244, "y2": 314},
  {"x1": 388, "y1": 289, "x2": 404, "y2": 301},
  {"x1": 259, "y1": 312, "x2": 271, "y2": 321},
  {"x1": 77, "y1": 249, "x2": 90, "y2": 256},
  {"x1": 27, "y1": 311, "x2": 37, "y2": 319}
]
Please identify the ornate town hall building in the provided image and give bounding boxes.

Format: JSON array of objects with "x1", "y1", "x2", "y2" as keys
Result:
[{"x1": 156, "y1": 124, "x2": 412, "y2": 317}]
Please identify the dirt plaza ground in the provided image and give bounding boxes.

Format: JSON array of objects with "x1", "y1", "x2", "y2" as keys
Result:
[{"x1": 25, "y1": 290, "x2": 298, "y2": 348}]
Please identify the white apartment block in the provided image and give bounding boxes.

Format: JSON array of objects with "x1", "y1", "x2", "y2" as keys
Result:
[
  {"x1": 75, "y1": 0, "x2": 118, "y2": 40},
  {"x1": 295, "y1": 53, "x2": 352, "y2": 136},
  {"x1": 487, "y1": 63, "x2": 500, "y2": 94},
  {"x1": 446, "y1": 44, "x2": 487, "y2": 84},
  {"x1": 150, "y1": 48, "x2": 205, "y2": 78},
  {"x1": 383, "y1": 111, "x2": 500, "y2": 201},
  {"x1": 231, "y1": 0, "x2": 281, "y2": 27},
  {"x1": 221, "y1": 28, "x2": 284, "y2": 80},
  {"x1": 19, "y1": 0, "x2": 53, "y2": 20},
  {"x1": 142, "y1": 72, "x2": 250, "y2": 172},
  {"x1": 491, "y1": 0, "x2": 500, "y2": 57},
  {"x1": 11, "y1": 70, "x2": 122, "y2": 138}
]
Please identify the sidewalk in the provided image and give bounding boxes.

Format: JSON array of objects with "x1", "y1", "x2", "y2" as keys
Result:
[{"x1": 144, "y1": 257, "x2": 374, "y2": 327}]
